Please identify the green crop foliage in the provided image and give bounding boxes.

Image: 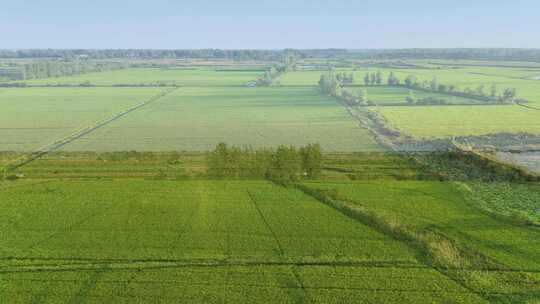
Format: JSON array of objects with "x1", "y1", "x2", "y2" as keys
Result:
[
  {"x1": 303, "y1": 180, "x2": 540, "y2": 302},
  {"x1": 376, "y1": 105, "x2": 540, "y2": 138},
  {"x1": 468, "y1": 182, "x2": 540, "y2": 223},
  {"x1": 15, "y1": 68, "x2": 262, "y2": 87},
  {"x1": 61, "y1": 86, "x2": 380, "y2": 152},
  {"x1": 0, "y1": 179, "x2": 487, "y2": 303},
  {"x1": 0, "y1": 87, "x2": 163, "y2": 151}
]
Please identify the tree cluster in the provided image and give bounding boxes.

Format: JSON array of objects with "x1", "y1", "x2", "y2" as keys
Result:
[
  {"x1": 363, "y1": 71, "x2": 383, "y2": 85},
  {"x1": 0, "y1": 60, "x2": 128, "y2": 81},
  {"x1": 253, "y1": 65, "x2": 284, "y2": 86},
  {"x1": 0, "y1": 67, "x2": 24, "y2": 81},
  {"x1": 400, "y1": 73, "x2": 518, "y2": 103},
  {"x1": 318, "y1": 72, "x2": 341, "y2": 97},
  {"x1": 207, "y1": 143, "x2": 322, "y2": 182},
  {"x1": 336, "y1": 72, "x2": 354, "y2": 85},
  {"x1": 341, "y1": 88, "x2": 369, "y2": 105},
  {"x1": 319, "y1": 72, "x2": 370, "y2": 105},
  {"x1": 4, "y1": 49, "x2": 540, "y2": 62},
  {"x1": 0, "y1": 49, "x2": 290, "y2": 61}
]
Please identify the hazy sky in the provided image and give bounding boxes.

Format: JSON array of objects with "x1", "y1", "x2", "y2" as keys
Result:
[{"x1": 1, "y1": 0, "x2": 537, "y2": 49}]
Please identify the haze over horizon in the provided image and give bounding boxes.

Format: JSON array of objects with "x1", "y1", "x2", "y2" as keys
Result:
[{"x1": 1, "y1": 0, "x2": 538, "y2": 49}]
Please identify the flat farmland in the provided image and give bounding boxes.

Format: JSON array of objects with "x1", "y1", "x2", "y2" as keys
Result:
[
  {"x1": 303, "y1": 180, "x2": 540, "y2": 302},
  {"x1": 280, "y1": 71, "x2": 324, "y2": 86},
  {"x1": 64, "y1": 86, "x2": 380, "y2": 152},
  {"x1": 282, "y1": 66, "x2": 540, "y2": 105},
  {"x1": 352, "y1": 66, "x2": 540, "y2": 105},
  {"x1": 303, "y1": 180, "x2": 540, "y2": 271},
  {"x1": 349, "y1": 86, "x2": 481, "y2": 105},
  {"x1": 375, "y1": 105, "x2": 540, "y2": 138},
  {"x1": 0, "y1": 180, "x2": 486, "y2": 303},
  {"x1": 0, "y1": 87, "x2": 163, "y2": 151},
  {"x1": 18, "y1": 68, "x2": 261, "y2": 87}
]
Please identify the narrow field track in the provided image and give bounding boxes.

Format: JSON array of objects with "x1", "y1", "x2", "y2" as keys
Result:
[{"x1": 4, "y1": 87, "x2": 177, "y2": 171}]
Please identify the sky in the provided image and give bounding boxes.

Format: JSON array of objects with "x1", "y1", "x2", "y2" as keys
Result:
[{"x1": 1, "y1": 0, "x2": 538, "y2": 49}]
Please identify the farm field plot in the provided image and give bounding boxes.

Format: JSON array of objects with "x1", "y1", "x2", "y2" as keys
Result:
[
  {"x1": 349, "y1": 86, "x2": 481, "y2": 105},
  {"x1": 376, "y1": 105, "x2": 540, "y2": 138},
  {"x1": 280, "y1": 71, "x2": 325, "y2": 86},
  {"x1": 351, "y1": 67, "x2": 540, "y2": 105},
  {"x1": 304, "y1": 180, "x2": 540, "y2": 271},
  {"x1": 0, "y1": 180, "x2": 420, "y2": 262},
  {"x1": 303, "y1": 180, "x2": 540, "y2": 302},
  {"x1": 0, "y1": 180, "x2": 485, "y2": 303},
  {"x1": 17, "y1": 68, "x2": 261, "y2": 87},
  {"x1": 468, "y1": 181, "x2": 540, "y2": 222},
  {"x1": 0, "y1": 87, "x2": 163, "y2": 151},
  {"x1": 282, "y1": 66, "x2": 540, "y2": 104},
  {"x1": 63, "y1": 86, "x2": 380, "y2": 152}
]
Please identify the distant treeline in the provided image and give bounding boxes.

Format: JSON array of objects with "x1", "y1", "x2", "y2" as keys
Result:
[
  {"x1": 348, "y1": 48, "x2": 540, "y2": 62},
  {"x1": 0, "y1": 60, "x2": 128, "y2": 81},
  {"x1": 319, "y1": 70, "x2": 519, "y2": 106},
  {"x1": 207, "y1": 143, "x2": 322, "y2": 182},
  {"x1": 0, "y1": 49, "x2": 290, "y2": 61},
  {"x1": 3, "y1": 48, "x2": 540, "y2": 62},
  {"x1": 362, "y1": 71, "x2": 519, "y2": 104}
]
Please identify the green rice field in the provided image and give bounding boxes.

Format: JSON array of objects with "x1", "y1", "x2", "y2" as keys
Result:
[
  {"x1": 16, "y1": 68, "x2": 261, "y2": 87},
  {"x1": 303, "y1": 179, "x2": 540, "y2": 302},
  {"x1": 346, "y1": 86, "x2": 482, "y2": 105},
  {"x1": 0, "y1": 87, "x2": 162, "y2": 151},
  {"x1": 375, "y1": 105, "x2": 540, "y2": 138},
  {"x1": 1, "y1": 68, "x2": 380, "y2": 152},
  {"x1": 63, "y1": 86, "x2": 378, "y2": 152},
  {"x1": 0, "y1": 179, "x2": 486, "y2": 303}
]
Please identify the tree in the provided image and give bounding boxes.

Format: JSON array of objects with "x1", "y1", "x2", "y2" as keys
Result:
[
  {"x1": 370, "y1": 73, "x2": 377, "y2": 85},
  {"x1": 438, "y1": 84, "x2": 447, "y2": 93},
  {"x1": 404, "y1": 75, "x2": 417, "y2": 88},
  {"x1": 430, "y1": 77, "x2": 439, "y2": 91},
  {"x1": 358, "y1": 88, "x2": 368, "y2": 105},
  {"x1": 502, "y1": 88, "x2": 517, "y2": 103},
  {"x1": 387, "y1": 72, "x2": 399, "y2": 86},
  {"x1": 364, "y1": 73, "x2": 370, "y2": 86},
  {"x1": 318, "y1": 72, "x2": 340, "y2": 96},
  {"x1": 475, "y1": 84, "x2": 485, "y2": 96},
  {"x1": 208, "y1": 143, "x2": 229, "y2": 177},
  {"x1": 269, "y1": 145, "x2": 301, "y2": 182},
  {"x1": 263, "y1": 71, "x2": 273, "y2": 86},
  {"x1": 336, "y1": 73, "x2": 343, "y2": 83},
  {"x1": 405, "y1": 90, "x2": 416, "y2": 104},
  {"x1": 348, "y1": 73, "x2": 355, "y2": 84},
  {"x1": 283, "y1": 51, "x2": 297, "y2": 71},
  {"x1": 490, "y1": 83, "x2": 497, "y2": 98},
  {"x1": 299, "y1": 143, "x2": 322, "y2": 178},
  {"x1": 375, "y1": 71, "x2": 382, "y2": 85}
]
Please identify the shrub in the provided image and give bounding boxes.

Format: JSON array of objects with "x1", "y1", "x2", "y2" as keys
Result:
[
  {"x1": 5, "y1": 174, "x2": 18, "y2": 181},
  {"x1": 509, "y1": 210, "x2": 531, "y2": 226}
]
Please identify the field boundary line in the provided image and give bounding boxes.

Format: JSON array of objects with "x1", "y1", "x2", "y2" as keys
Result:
[
  {"x1": 0, "y1": 259, "x2": 429, "y2": 274},
  {"x1": 245, "y1": 189, "x2": 285, "y2": 257},
  {"x1": 5, "y1": 87, "x2": 178, "y2": 171},
  {"x1": 516, "y1": 100, "x2": 540, "y2": 111},
  {"x1": 291, "y1": 183, "x2": 494, "y2": 302},
  {"x1": 7, "y1": 256, "x2": 539, "y2": 273}
]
